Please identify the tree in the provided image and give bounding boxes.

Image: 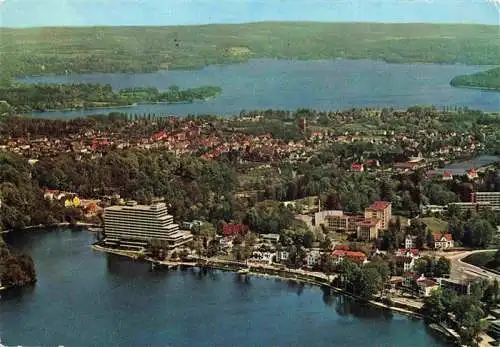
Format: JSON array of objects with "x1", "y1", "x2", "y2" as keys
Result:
[
  {"x1": 358, "y1": 267, "x2": 383, "y2": 298},
  {"x1": 426, "y1": 230, "x2": 434, "y2": 249},
  {"x1": 422, "y1": 288, "x2": 446, "y2": 322},
  {"x1": 467, "y1": 217, "x2": 494, "y2": 248},
  {"x1": 434, "y1": 257, "x2": 451, "y2": 277}
]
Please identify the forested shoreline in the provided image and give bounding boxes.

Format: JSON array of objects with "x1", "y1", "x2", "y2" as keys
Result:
[
  {"x1": 0, "y1": 84, "x2": 222, "y2": 112},
  {"x1": 0, "y1": 236, "x2": 37, "y2": 289},
  {"x1": 0, "y1": 22, "x2": 498, "y2": 78},
  {"x1": 450, "y1": 67, "x2": 500, "y2": 91}
]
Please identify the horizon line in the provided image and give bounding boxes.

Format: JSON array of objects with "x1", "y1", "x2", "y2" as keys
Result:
[{"x1": 1, "y1": 19, "x2": 499, "y2": 29}]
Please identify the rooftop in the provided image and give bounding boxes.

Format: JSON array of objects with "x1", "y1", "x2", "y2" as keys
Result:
[
  {"x1": 105, "y1": 202, "x2": 168, "y2": 212},
  {"x1": 366, "y1": 200, "x2": 391, "y2": 211}
]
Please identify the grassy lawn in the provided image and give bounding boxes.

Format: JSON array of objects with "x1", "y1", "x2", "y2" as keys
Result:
[{"x1": 419, "y1": 217, "x2": 449, "y2": 234}]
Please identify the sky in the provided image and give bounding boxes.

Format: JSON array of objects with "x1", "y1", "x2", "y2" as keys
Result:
[{"x1": 0, "y1": 0, "x2": 498, "y2": 27}]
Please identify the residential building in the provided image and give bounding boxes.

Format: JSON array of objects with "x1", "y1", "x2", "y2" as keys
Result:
[
  {"x1": 421, "y1": 205, "x2": 447, "y2": 215},
  {"x1": 350, "y1": 163, "x2": 364, "y2": 172},
  {"x1": 442, "y1": 171, "x2": 453, "y2": 181},
  {"x1": 471, "y1": 191, "x2": 500, "y2": 211},
  {"x1": 222, "y1": 223, "x2": 248, "y2": 237},
  {"x1": 306, "y1": 249, "x2": 322, "y2": 268},
  {"x1": 331, "y1": 250, "x2": 367, "y2": 265},
  {"x1": 416, "y1": 275, "x2": 439, "y2": 297},
  {"x1": 405, "y1": 235, "x2": 418, "y2": 249},
  {"x1": 261, "y1": 233, "x2": 280, "y2": 244},
  {"x1": 466, "y1": 168, "x2": 478, "y2": 180},
  {"x1": 364, "y1": 201, "x2": 392, "y2": 230},
  {"x1": 395, "y1": 249, "x2": 420, "y2": 273},
  {"x1": 275, "y1": 250, "x2": 289, "y2": 263},
  {"x1": 103, "y1": 201, "x2": 193, "y2": 250},
  {"x1": 433, "y1": 233, "x2": 454, "y2": 249},
  {"x1": 250, "y1": 251, "x2": 274, "y2": 264},
  {"x1": 356, "y1": 218, "x2": 381, "y2": 241}
]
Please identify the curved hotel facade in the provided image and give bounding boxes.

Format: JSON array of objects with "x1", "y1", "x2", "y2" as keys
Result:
[{"x1": 103, "y1": 201, "x2": 193, "y2": 250}]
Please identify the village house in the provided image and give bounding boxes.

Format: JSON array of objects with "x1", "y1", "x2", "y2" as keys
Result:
[
  {"x1": 433, "y1": 232, "x2": 454, "y2": 249},
  {"x1": 275, "y1": 250, "x2": 289, "y2": 263},
  {"x1": 331, "y1": 249, "x2": 367, "y2": 265},
  {"x1": 305, "y1": 249, "x2": 322, "y2": 268},
  {"x1": 250, "y1": 251, "x2": 274, "y2": 264},
  {"x1": 222, "y1": 223, "x2": 248, "y2": 237},
  {"x1": 394, "y1": 248, "x2": 420, "y2": 273},
  {"x1": 404, "y1": 235, "x2": 418, "y2": 249},
  {"x1": 416, "y1": 275, "x2": 440, "y2": 297}
]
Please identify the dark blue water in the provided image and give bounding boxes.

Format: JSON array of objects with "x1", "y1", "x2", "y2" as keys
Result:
[
  {"x1": 0, "y1": 229, "x2": 447, "y2": 346},
  {"x1": 20, "y1": 59, "x2": 499, "y2": 119}
]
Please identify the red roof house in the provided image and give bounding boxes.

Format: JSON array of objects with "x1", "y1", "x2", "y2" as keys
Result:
[
  {"x1": 151, "y1": 131, "x2": 167, "y2": 141},
  {"x1": 331, "y1": 250, "x2": 367, "y2": 264},
  {"x1": 350, "y1": 163, "x2": 364, "y2": 172},
  {"x1": 366, "y1": 201, "x2": 391, "y2": 211},
  {"x1": 222, "y1": 223, "x2": 248, "y2": 236}
]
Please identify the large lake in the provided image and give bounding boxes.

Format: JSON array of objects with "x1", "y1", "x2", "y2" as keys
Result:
[
  {"x1": 20, "y1": 59, "x2": 499, "y2": 119},
  {"x1": 0, "y1": 229, "x2": 447, "y2": 347}
]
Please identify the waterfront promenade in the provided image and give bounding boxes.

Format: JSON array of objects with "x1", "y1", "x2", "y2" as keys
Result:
[{"x1": 92, "y1": 244, "x2": 423, "y2": 318}]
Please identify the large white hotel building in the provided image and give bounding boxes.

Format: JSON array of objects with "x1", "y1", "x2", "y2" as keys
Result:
[
  {"x1": 103, "y1": 201, "x2": 193, "y2": 250},
  {"x1": 471, "y1": 192, "x2": 500, "y2": 211}
]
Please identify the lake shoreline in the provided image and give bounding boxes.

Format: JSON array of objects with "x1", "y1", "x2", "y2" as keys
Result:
[
  {"x1": 92, "y1": 243, "x2": 469, "y2": 345},
  {"x1": 20, "y1": 59, "x2": 500, "y2": 119},
  {"x1": 91, "y1": 243, "x2": 423, "y2": 318},
  {"x1": 1, "y1": 222, "x2": 101, "y2": 234}
]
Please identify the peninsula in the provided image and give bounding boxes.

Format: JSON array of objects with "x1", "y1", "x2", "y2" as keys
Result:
[
  {"x1": 0, "y1": 236, "x2": 37, "y2": 289},
  {"x1": 450, "y1": 67, "x2": 500, "y2": 91},
  {"x1": 0, "y1": 84, "x2": 222, "y2": 112}
]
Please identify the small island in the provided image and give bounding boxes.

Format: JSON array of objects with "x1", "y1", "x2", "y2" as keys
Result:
[
  {"x1": 0, "y1": 84, "x2": 222, "y2": 113},
  {"x1": 0, "y1": 236, "x2": 37, "y2": 289},
  {"x1": 450, "y1": 67, "x2": 500, "y2": 91}
]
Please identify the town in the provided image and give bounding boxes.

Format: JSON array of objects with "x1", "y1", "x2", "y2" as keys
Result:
[{"x1": 1, "y1": 106, "x2": 500, "y2": 346}]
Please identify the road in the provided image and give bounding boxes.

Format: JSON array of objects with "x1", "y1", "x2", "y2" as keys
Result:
[{"x1": 441, "y1": 249, "x2": 499, "y2": 282}]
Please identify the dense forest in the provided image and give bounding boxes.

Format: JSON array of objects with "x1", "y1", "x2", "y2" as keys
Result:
[
  {"x1": 450, "y1": 67, "x2": 500, "y2": 90},
  {"x1": 0, "y1": 23, "x2": 498, "y2": 77},
  {"x1": 0, "y1": 84, "x2": 222, "y2": 112}
]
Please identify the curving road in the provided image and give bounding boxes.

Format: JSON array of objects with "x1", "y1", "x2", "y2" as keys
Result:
[{"x1": 442, "y1": 249, "x2": 499, "y2": 282}]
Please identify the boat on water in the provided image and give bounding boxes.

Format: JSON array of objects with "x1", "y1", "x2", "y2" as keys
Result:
[{"x1": 237, "y1": 268, "x2": 250, "y2": 275}]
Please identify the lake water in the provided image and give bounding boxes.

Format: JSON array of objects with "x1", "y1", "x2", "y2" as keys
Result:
[
  {"x1": 20, "y1": 59, "x2": 499, "y2": 119},
  {"x1": 0, "y1": 229, "x2": 447, "y2": 347}
]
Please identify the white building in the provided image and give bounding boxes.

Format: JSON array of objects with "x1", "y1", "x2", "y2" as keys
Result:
[
  {"x1": 404, "y1": 235, "x2": 418, "y2": 249},
  {"x1": 251, "y1": 251, "x2": 274, "y2": 264},
  {"x1": 275, "y1": 250, "x2": 289, "y2": 263},
  {"x1": 306, "y1": 249, "x2": 322, "y2": 268},
  {"x1": 103, "y1": 201, "x2": 193, "y2": 250},
  {"x1": 416, "y1": 275, "x2": 439, "y2": 297},
  {"x1": 471, "y1": 192, "x2": 500, "y2": 211},
  {"x1": 433, "y1": 233, "x2": 454, "y2": 249}
]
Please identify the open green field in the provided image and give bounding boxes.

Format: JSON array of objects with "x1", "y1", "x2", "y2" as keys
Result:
[
  {"x1": 1, "y1": 22, "x2": 499, "y2": 77},
  {"x1": 419, "y1": 217, "x2": 449, "y2": 234}
]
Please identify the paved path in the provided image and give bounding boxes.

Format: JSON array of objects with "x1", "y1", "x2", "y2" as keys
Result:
[{"x1": 441, "y1": 249, "x2": 499, "y2": 282}]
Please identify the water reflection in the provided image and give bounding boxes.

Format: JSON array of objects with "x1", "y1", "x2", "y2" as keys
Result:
[
  {"x1": 0, "y1": 284, "x2": 36, "y2": 302},
  {"x1": 334, "y1": 295, "x2": 393, "y2": 321}
]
